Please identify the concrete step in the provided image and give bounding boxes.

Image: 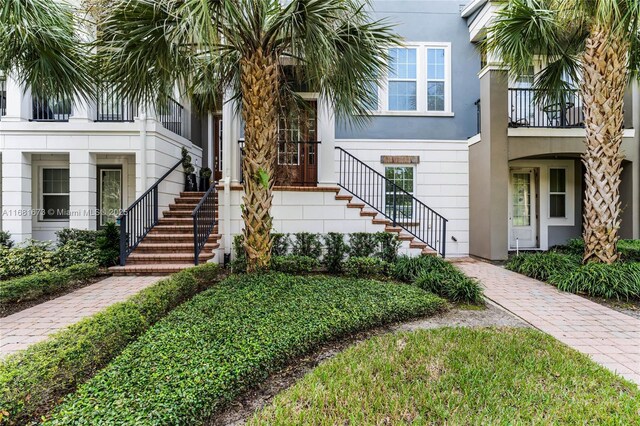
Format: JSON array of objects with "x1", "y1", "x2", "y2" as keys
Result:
[
  {"x1": 127, "y1": 252, "x2": 215, "y2": 265},
  {"x1": 134, "y1": 242, "x2": 220, "y2": 253},
  {"x1": 163, "y1": 210, "x2": 219, "y2": 218},
  {"x1": 347, "y1": 202, "x2": 365, "y2": 209},
  {"x1": 385, "y1": 226, "x2": 402, "y2": 233},
  {"x1": 409, "y1": 241, "x2": 427, "y2": 249},
  {"x1": 372, "y1": 217, "x2": 391, "y2": 225},
  {"x1": 149, "y1": 225, "x2": 198, "y2": 234},
  {"x1": 360, "y1": 210, "x2": 377, "y2": 217},
  {"x1": 143, "y1": 233, "x2": 221, "y2": 242},
  {"x1": 108, "y1": 263, "x2": 199, "y2": 276},
  {"x1": 175, "y1": 197, "x2": 203, "y2": 205},
  {"x1": 335, "y1": 194, "x2": 353, "y2": 201},
  {"x1": 180, "y1": 191, "x2": 205, "y2": 197},
  {"x1": 421, "y1": 248, "x2": 438, "y2": 256},
  {"x1": 397, "y1": 233, "x2": 414, "y2": 241},
  {"x1": 158, "y1": 217, "x2": 195, "y2": 225}
]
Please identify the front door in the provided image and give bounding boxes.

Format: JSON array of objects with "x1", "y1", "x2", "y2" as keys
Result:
[
  {"x1": 97, "y1": 166, "x2": 123, "y2": 227},
  {"x1": 509, "y1": 168, "x2": 537, "y2": 248},
  {"x1": 213, "y1": 116, "x2": 223, "y2": 181},
  {"x1": 276, "y1": 101, "x2": 318, "y2": 186}
]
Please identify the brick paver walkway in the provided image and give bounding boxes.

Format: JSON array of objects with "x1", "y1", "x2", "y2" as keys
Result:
[
  {"x1": 454, "y1": 258, "x2": 640, "y2": 385},
  {"x1": 0, "y1": 275, "x2": 162, "y2": 357}
]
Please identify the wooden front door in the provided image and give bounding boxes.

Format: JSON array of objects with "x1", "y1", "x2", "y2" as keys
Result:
[
  {"x1": 213, "y1": 115, "x2": 223, "y2": 181},
  {"x1": 276, "y1": 101, "x2": 318, "y2": 186}
]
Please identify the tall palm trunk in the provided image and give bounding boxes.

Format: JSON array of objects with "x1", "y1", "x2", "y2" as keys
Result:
[
  {"x1": 240, "y1": 48, "x2": 279, "y2": 271},
  {"x1": 581, "y1": 26, "x2": 629, "y2": 264}
]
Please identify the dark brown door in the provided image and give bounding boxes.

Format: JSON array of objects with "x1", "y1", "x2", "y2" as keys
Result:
[
  {"x1": 213, "y1": 115, "x2": 222, "y2": 181},
  {"x1": 276, "y1": 101, "x2": 318, "y2": 186}
]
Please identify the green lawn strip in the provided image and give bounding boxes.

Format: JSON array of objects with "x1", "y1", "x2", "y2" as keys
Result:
[
  {"x1": 45, "y1": 273, "x2": 445, "y2": 425},
  {"x1": 0, "y1": 263, "x2": 220, "y2": 425},
  {"x1": 506, "y1": 252, "x2": 640, "y2": 299},
  {"x1": 0, "y1": 263, "x2": 99, "y2": 304},
  {"x1": 250, "y1": 328, "x2": 640, "y2": 425}
]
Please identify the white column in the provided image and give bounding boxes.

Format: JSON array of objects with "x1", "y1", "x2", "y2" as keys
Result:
[
  {"x1": 207, "y1": 112, "x2": 214, "y2": 169},
  {"x1": 222, "y1": 95, "x2": 240, "y2": 183},
  {"x1": 69, "y1": 95, "x2": 95, "y2": 122},
  {"x1": 317, "y1": 97, "x2": 336, "y2": 186},
  {"x1": 69, "y1": 151, "x2": 97, "y2": 230},
  {"x1": 3, "y1": 76, "x2": 31, "y2": 122},
  {"x1": 1, "y1": 151, "x2": 32, "y2": 243}
]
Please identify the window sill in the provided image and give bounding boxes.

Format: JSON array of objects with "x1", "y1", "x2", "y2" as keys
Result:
[{"x1": 366, "y1": 111, "x2": 455, "y2": 117}]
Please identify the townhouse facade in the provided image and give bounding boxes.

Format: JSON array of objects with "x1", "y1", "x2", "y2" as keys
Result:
[{"x1": 1, "y1": 0, "x2": 638, "y2": 273}]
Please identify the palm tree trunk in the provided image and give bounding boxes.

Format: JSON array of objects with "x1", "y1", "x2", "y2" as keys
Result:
[
  {"x1": 240, "y1": 48, "x2": 279, "y2": 271},
  {"x1": 581, "y1": 26, "x2": 628, "y2": 264}
]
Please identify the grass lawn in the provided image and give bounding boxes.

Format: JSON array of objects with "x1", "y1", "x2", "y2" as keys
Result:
[
  {"x1": 250, "y1": 328, "x2": 640, "y2": 425},
  {"x1": 45, "y1": 273, "x2": 445, "y2": 425}
]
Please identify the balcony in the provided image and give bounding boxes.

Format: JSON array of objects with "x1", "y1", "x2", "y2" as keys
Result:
[
  {"x1": 508, "y1": 88, "x2": 584, "y2": 129},
  {"x1": 96, "y1": 85, "x2": 136, "y2": 122}
]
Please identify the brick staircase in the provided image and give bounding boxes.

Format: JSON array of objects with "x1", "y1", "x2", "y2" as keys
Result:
[
  {"x1": 109, "y1": 192, "x2": 221, "y2": 276},
  {"x1": 336, "y1": 192, "x2": 437, "y2": 256}
]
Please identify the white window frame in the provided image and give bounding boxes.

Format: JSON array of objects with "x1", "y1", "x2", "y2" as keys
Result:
[
  {"x1": 383, "y1": 165, "x2": 416, "y2": 220},
  {"x1": 40, "y1": 167, "x2": 70, "y2": 222},
  {"x1": 372, "y1": 42, "x2": 453, "y2": 116},
  {"x1": 548, "y1": 167, "x2": 568, "y2": 219}
]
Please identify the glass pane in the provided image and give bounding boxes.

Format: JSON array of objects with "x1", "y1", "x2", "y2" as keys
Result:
[
  {"x1": 512, "y1": 173, "x2": 531, "y2": 226},
  {"x1": 550, "y1": 194, "x2": 566, "y2": 218},
  {"x1": 427, "y1": 48, "x2": 445, "y2": 79},
  {"x1": 43, "y1": 168, "x2": 69, "y2": 194},
  {"x1": 427, "y1": 82, "x2": 445, "y2": 111},
  {"x1": 385, "y1": 167, "x2": 414, "y2": 219},
  {"x1": 43, "y1": 195, "x2": 69, "y2": 219},
  {"x1": 388, "y1": 48, "x2": 416, "y2": 79},
  {"x1": 100, "y1": 170, "x2": 122, "y2": 226},
  {"x1": 550, "y1": 168, "x2": 566, "y2": 193},
  {"x1": 388, "y1": 81, "x2": 417, "y2": 111}
]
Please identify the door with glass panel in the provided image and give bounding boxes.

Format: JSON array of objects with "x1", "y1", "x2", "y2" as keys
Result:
[
  {"x1": 98, "y1": 167, "x2": 123, "y2": 227},
  {"x1": 509, "y1": 168, "x2": 537, "y2": 248}
]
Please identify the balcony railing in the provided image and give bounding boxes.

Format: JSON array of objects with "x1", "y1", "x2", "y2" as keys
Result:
[
  {"x1": 508, "y1": 88, "x2": 583, "y2": 128},
  {"x1": 31, "y1": 95, "x2": 71, "y2": 122},
  {"x1": 160, "y1": 97, "x2": 189, "y2": 140},
  {"x1": 96, "y1": 85, "x2": 136, "y2": 122}
]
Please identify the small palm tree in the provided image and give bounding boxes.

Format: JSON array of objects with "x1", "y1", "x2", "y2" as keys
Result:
[
  {"x1": 1, "y1": 0, "x2": 398, "y2": 271},
  {"x1": 487, "y1": 0, "x2": 639, "y2": 264}
]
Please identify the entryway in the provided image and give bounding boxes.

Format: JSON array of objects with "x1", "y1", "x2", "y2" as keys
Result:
[{"x1": 508, "y1": 168, "x2": 538, "y2": 249}]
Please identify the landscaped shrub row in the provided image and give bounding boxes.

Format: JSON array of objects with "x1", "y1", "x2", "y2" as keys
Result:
[
  {"x1": 0, "y1": 264, "x2": 99, "y2": 304},
  {"x1": 506, "y1": 252, "x2": 640, "y2": 300},
  {"x1": 45, "y1": 273, "x2": 446, "y2": 425},
  {"x1": 554, "y1": 238, "x2": 640, "y2": 263},
  {"x1": 393, "y1": 255, "x2": 484, "y2": 304},
  {"x1": 0, "y1": 263, "x2": 220, "y2": 425}
]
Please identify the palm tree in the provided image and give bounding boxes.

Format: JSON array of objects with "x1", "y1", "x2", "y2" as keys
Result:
[
  {"x1": 487, "y1": 0, "x2": 639, "y2": 264},
  {"x1": 1, "y1": 0, "x2": 398, "y2": 271}
]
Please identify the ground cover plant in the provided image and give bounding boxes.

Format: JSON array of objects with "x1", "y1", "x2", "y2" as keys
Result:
[
  {"x1": 506, "y1": 248, "x2": 640, "y2": 300},
  {"x1": 0, "y1": 263, "x2": 220, "y2": 425},
  {"x1": 45, "y1": 273, "x2": 445, "y2": 425},
  {"x1": 249, "y1": 328, "x2": 640, "y2": 425}
]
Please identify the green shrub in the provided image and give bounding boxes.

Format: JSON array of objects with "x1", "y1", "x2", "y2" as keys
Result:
[
  {"x1": 619, "y1": 240, "x2": 640, "y2": 263},
  {"x1": 0, "y1": 264, "x2": 99, "y2": 303},
  {"x1": 0, "y1": 241, "x2": 56, "y2": 280},
  {"x1": 376, "y1": 232, "x2": 401, "y2": 263},
  {"x1": 291, "y1": 232, "x2": 322, "y2": 259},
  {"x1": 96, "y1": 222, "x2": 120, "y2": 267},
  {"x1": 271, "y1": 233, "x2": 290, "y2": 256},
  {"x1": 0, "y1": 231, "x2": 13, "y2": 249},
  {"x1": 505, "y1": 252, "x2": 580, "y2": 282},
  {"x1": 231, "y1": 234, "x2": 247, "y2": 272},
  {"x1": 45, "y1": 273, "x2": 445, "y2": 425},
  {"x1": 0, "y1": 263, "x2": 221, "y2": 425},
  {"x1": 549, "y1": 262, "x2": 640, "y2": 300},
  {"x1": 270, "y1": 256, "x2": 319, "y2": 274},
  {"x1": 343, "y1": 256, "x2": 391, "y2": 278},
  {"x1": 52, "y1": 240, "x2": 101, "y2": 269},
  {"x1": 391, "y1": 255, "x2": 435, "y2": 283},
  {"x1": 323, "y1": 232, "x2": 348, "y2": 273},
  {"x1": 55, "y1": 228, "x2": 100, "y2": 246},
  {"x1": 349, "y1": 232, "x2": 379, "y2": 258}
]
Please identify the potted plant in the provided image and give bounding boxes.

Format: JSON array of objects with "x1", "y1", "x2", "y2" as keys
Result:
[
  {"x1": 181, "y1": 147, "x2": 197, "y2": 191},
  {"x1": 199, "y1": 167, "x2": 212, "y2": 191}
]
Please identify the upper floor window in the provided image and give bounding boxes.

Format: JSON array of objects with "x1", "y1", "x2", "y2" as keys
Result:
[{"x1": 369, "y1": 43, "x2": 452, "y2": 115}]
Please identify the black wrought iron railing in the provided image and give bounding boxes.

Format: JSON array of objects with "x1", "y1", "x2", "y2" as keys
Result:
[
  {"x1": 336, "y1": 147, "x2": 448, "y2": 257},
  {"x1": 118, "y1": 159, "x2": 182, "y2": 265},
  {"x1": 31, "y1": 95, "x2": 71, "y2": 121},
  {"x1": 474, "y1": 98, "x2": 481, "y2": 134},
  {"x1": 1, "y1": 79, "x2": 6, "y2": 118},
  {"x1": 96, "y1": 85, "x2": 136, "y2": 122},
  {"x1": 160, "y1": 97, "x2": 187, "y2": 138},
  {"x1": 192, "y1": 183, "x2": 217, "y2": 265},
  {"x1": 508, "y1": 88, "x2": 583, "y2": 128}
]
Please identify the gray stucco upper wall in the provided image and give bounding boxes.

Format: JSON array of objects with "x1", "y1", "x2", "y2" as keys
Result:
[{"x1": 335, "y1": 0, "x2": 480, "y2": 141}]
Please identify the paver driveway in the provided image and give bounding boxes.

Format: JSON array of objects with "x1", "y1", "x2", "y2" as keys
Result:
[
  {"x1": 0, "y1": 275, "x2": 162, "y2": 357},
  {"x1": 454, "y1": 258, "x2": 640, "y2": 385}
]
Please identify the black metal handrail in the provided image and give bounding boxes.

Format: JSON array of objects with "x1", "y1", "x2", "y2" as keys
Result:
[
  {"x1": 508, "y1": 88, "x2": 583, "y2": 128},
  {"x1": 160, "y1": 97, "x2": 186, "y2": 138},
  {"x1": 118, "y1": 159, "x2": 182, "y2": 265},
  {"x1": 335, "y1": 147, "x2": 448, "y2": 257},
  {"x1": 31, "y1": 95, "x2": 71, "y2": 121},
  {"x1": 1, "y1": 79, "x2": 6, "y2": 118},
  {"x1": 96, "y1": 85, "x2": 136, "y2": 122},
  {"x1": 192, "y1": 183, "x2": 217, "y2": 265}
]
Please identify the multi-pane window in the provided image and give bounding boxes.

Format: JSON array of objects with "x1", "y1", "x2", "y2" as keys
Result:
[
  {"x1": 512, "y1": 173, "x2": 531, "y2": 226},
  {"x1": 385, "y1": 167, "x2": 414, "y2": 220},
  {"x1": 277, "y1": 104, "x2": 317, "y2": 165},
  {"x1": 549, "y1": 168, "x2": 566, "y2": 218},
  {"x1": 427, "y1": 48, "x2": 446, "y2": 111},
  {"x1": 388, "y1": 48, "x2": 417, "y2": 111},
  {"x1": 42, "y1": 168, "x2": 69, "y2": 220}
]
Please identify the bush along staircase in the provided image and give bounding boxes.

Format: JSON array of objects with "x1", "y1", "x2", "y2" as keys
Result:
[
  {"x1": 335, "y1": 147, "x2": 448, "y2": 257},
  {"x1": 109, "y1": 160, "x2": 219, "y2": 276}
]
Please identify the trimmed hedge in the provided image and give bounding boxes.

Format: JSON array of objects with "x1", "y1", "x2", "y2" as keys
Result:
[
  {"x1": 46, "y1": 273, "x2": 445, "y2": 425},
  {"x1": 270, "y1": 255, "x2": 319, "y2": 274},
  {"x1": 555, "y1": 238, "x2": 640, "y2": 263},
  {"x1": 343, "y1": 256, "x2": 391, "y2": 278},
  {"x1": 0, "y1": 263, "x2": 220, "y2": 425},
  {"x1": 505, "y1": 252, "x2": 580, "y2": 281},
  {"x1": 0, "y1": 263, "x2": 99, "y2": 304},
  {"x1": 392, "y1": 255, "x2": 484, "y2": 304}
]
